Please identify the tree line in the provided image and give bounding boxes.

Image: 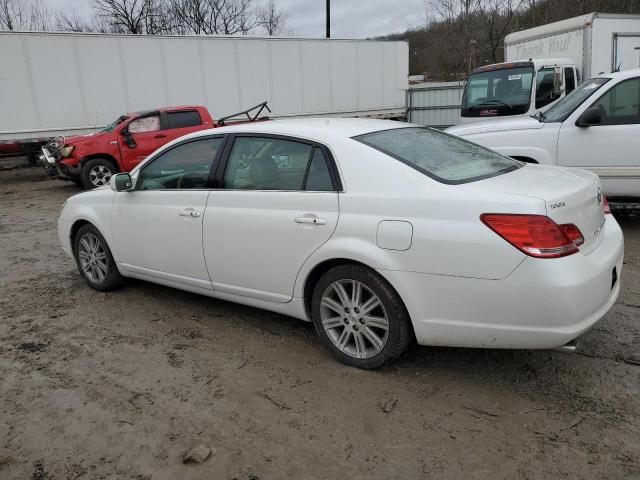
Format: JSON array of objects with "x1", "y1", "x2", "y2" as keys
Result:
[
  {"x1": 385, "y1": 0, "x2": 640, "y2": 80},
  {"x1": 0, "y1": 0, "x2": 286, "y2": 36}
]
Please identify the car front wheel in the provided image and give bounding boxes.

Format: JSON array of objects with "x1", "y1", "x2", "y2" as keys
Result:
[
  {"x1": 81, "y1": 158, "x2": 117, "y2": 189},
  {"x1": 311, "y1": 264, "x2": 412, "y2": 369},
  {"x1": 73, "y1": 224, "x2": 124, "y2": 291}
]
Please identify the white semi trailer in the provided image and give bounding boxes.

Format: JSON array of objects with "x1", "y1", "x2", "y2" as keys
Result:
[
  {"x1": 0, "y1": 32, "x2": 408, "y2": 160},
  {"x1": 460, "y1": 12, "x2": 640, "y2": 123}
]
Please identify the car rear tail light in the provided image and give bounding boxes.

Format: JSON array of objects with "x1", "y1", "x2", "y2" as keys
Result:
[
  {"x1": 559, "y1": 223, "x2": 584, "y2": 247},
  {"x1": 480, "y1": 214, "x2": 580, "y2": 259},
  {"x1": 603, "y1": 196, "x2": 611, "y2": 214}
]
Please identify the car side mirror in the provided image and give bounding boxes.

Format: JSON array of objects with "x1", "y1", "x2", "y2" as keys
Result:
[
  {"x1": 121, "y1": 128, "x2": 137, "y2": 149},
  {"x1": 111, "y1": 172, "x2": 133, "y2": 192},
  {"x1": 576, "y1": 107, "x2": 602, "y2": 127}
]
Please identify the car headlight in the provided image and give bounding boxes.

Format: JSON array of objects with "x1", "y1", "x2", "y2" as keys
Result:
[{"x1": 60, "y1": 146, "x2": 74, "y2": 157}]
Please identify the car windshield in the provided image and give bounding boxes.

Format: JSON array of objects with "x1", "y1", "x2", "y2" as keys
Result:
[
  {"x1": 462, "y1": 66, "x2": 534, "y2": 109},
  {"x1": 356, "y1": 127, "x2": 522, "y2": 184},
  {"x1": 539, "y1": 78, "x2": 610, "y2": 123},
  {"x1": 101, "y1": 115, "x2": 128, "y2": 133}
]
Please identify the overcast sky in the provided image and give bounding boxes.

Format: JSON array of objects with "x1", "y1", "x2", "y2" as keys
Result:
[{"x1": 41, "y1": 0, "x2": 426, "y2": 38}]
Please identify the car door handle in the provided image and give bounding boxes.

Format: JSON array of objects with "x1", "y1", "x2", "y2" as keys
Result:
[
  {"x1": 179, "y1": 209, "x2": 201, "y2": 218},
  {"x1": 154, "y1": 134, "x2": 167, "y2": 139},
  {"x1": 295, "y1": 216, "x2": 327, "y2": 225}
]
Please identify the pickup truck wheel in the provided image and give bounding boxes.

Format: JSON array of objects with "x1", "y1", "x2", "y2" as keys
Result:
[
  {"x1": 73, "y1": 224, "x2": 124, "y2": 291},
  {"x1": 81, "y1": 158, "x2": 117, "y2": 189}
]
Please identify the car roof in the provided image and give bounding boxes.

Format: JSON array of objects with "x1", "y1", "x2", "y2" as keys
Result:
[
  {"x1": 599, "y1": 68, "x2": 640, "y2": 80},
  {"x1": 189, "y1": 117, "x2": 412, "y2": 142}
]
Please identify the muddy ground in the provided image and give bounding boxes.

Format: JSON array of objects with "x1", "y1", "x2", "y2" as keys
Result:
[{"x1": 0, "y1": 160, "x2": 639, "y2": 480}]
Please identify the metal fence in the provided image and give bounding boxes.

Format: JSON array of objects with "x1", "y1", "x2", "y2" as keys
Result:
[{"x1": 407, "y1": 81, "x2": 465, "y2": 129}]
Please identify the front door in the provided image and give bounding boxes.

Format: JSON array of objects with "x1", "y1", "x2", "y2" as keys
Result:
[
  {"x1": 203, "y1": 135, "x2": 340, "y2": 303},
  {"x1": 558, "y1": 76, "x2": 640, "y2": 196},
  {"x1": 118, "y1": 112, "x2": 169, "y2": 171},
  {"x1": 111, "y1": 136, "x2": 224, "y2": 292}
]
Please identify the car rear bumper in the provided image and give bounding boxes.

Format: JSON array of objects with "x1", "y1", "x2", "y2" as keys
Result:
[{"x1": 380, "y1": 215, "x2": 624, "y2": 349}]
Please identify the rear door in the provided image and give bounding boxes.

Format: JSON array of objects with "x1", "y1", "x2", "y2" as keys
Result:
[
  {"x1": 162, "y1": 109, "x2": 210, "y2": 143},
  {"x1": 614, "y1": 34, "x2": 640, "y2": 71},
  {"x1": 202, "y1": 134, "x2": 340, "y2": 303}
]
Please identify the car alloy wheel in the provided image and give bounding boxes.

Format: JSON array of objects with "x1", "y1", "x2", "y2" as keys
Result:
[
  {"x1": 88, "y1": 164, "x2": 113, "y2": 187},
  {"x1": 320, "y1": 279, "x2": 390, "y2": 359},
  {"x1": 77, "y1": 232, "x2": 108, "y2": 284}
]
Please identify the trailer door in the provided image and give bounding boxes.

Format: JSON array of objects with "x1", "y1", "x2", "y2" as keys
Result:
[{"x1": 613, "y1": 34, "x2": 640, "y2": 71}]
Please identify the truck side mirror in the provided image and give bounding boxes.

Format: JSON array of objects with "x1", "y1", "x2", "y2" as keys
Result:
[
  {"x1": 110, "y1": 172, "x2": 134, "y2": 192},
  {"x1": 553, "y1": 66, "x2": 564, "y2": 94},
  {"x1": 121, "y1": 128, "x2": 137, "y2": 149},
  {"x1": 576, "y1": 107, "x2": 602, "y2": 127}
]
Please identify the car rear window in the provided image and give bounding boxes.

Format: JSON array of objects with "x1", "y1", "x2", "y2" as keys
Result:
[
  {"x1": 168, "y1": 110, "x2": 202, "y2": 129},
  {"x1": 355, "y1": 127, "x2": 522, "y2": 184}
]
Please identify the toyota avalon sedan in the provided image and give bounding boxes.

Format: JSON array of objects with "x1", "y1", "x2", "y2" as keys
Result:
[{"x1": 57, "y1": 119, "x2": 624, "y2": 369}]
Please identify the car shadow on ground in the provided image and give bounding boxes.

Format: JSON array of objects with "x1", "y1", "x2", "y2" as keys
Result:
[{"x1": 117, "y1": 273, "x2": 635, "y2": 416}]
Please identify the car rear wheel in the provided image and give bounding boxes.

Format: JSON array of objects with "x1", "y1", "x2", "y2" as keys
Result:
[
  {"x1": 81, "y1": 158, "x2": 117, "y2": 189},
  {"x1": 73, "y1": 224, "x2": 124, "y2": 291},
  {"x1": 311, "y1": 264, "x2": 412, "y2": 369}
]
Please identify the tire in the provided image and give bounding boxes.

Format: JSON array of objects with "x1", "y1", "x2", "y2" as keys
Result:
[
  {"x1": 81, "y1": 158, "x2": 117, "y2": 189},
  {"x1": 69, "y1": 175, "x2": 82, "y2": 187},
  {"x1": 73, "y1": 224, "x2": 124, "y2": 291},
  {"x1": 311, "y1": 264, "x2": 413, "y2": 369}
]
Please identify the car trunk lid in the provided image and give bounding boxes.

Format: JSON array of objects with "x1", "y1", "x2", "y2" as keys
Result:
[{"x1": 465, "y1": 164, "x2": 606, "y2": 254}]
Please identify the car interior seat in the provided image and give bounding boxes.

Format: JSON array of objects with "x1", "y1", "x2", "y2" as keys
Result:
[{"x1": 249, "y1": 156, "x2": 279, "y2": 189}]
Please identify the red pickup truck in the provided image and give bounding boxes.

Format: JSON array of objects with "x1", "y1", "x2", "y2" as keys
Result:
[{"x1": 39, "y1": 103, "x2": 269, "y2": 189}]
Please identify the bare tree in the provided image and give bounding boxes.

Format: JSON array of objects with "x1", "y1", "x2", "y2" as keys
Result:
[
  {"x1": 169, "y1": 0, "x2": 260, "y2": 35},
  {"x1": 0, "y1": 0, "x2": 51, "y2": 31},
  {"x1": 92, "y1": 0, "x2": 153, "y2": 34},
  {"x1": 477, "y1": 0, "x2": 525, "y2": 63},
  {"x1": 258, "y1": 0, "x2": 285, "y2": 36}
]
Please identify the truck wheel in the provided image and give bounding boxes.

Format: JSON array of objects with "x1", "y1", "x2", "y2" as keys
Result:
[{"x1": 81, "y1": 158, "x2": 117, "y2": 189}]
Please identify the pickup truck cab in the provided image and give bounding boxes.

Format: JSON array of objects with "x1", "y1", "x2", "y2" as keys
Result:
[
  {"x1": 447, "y1": 69, "x2": 640, "y2": 199},
  {"x1": 40, "y1": 106, "x2": 214, "y2": 189}
]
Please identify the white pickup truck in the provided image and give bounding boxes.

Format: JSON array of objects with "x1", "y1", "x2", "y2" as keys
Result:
[{"x1": 447, "y1": 69, "x2": 640, "y2": 199}]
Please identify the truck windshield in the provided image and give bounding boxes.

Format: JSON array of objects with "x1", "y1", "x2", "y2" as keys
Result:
[
  {"x1": 462, "y1": 66, "x2": 533, "y2": 118},
  {"x1": 538, "y1": 78, "x2": 610, "y2": 123},
  {"x1": 355, "y1": 127, "x2": 522, "y2": 185},
  {"x1": 101, "y1": 115, "x2": 128, "y2": 133}
]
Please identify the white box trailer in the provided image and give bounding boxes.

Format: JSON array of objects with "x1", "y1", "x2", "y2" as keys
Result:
[
  {"x1": 505, "y1": 12, "x2": 640, "y2": 80},
  {"x1": 460, "y1": 13, "x2": 640, "y2": 123},
  {"x1": 0, "y1": 31, "x2": 408, "y2": 156}
]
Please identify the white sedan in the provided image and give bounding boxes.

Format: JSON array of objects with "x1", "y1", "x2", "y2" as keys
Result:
[{"x1": 58, "y1": 119, "x2": 624, "y2": 369}]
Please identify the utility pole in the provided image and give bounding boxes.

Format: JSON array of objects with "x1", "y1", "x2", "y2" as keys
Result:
[{"x1": 326, "y1": 0, "x2": 330, "y2": 38}]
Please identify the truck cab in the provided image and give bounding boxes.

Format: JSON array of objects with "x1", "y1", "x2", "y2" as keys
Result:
[{"x1": 461, "y1": 58, "x2": 577, "y2": 123}]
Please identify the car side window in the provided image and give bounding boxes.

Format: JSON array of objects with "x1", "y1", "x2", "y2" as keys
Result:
[
  {"x1": 591, "y1": 77, "x2": 640, "y2": 125},
  {"x1": 128, "y1": 114, "x2": 161, "y2": 134},
  {"x1": 137, "y1": 137, "x2": 223, "y2": 190},
  {"x1": 305, "y1": 148, "x2": 334, "y2": 191},
  {"x1": 224, "y1": 136, "x2": 329, "y2": 191},
  {"x1": 168, "y1": 110, "x2": 202, "y2": 129}
]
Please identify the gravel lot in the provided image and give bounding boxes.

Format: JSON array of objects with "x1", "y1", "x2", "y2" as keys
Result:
[{"x1": 1, "y1": 161, "x2": 639, "y2": 480}]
